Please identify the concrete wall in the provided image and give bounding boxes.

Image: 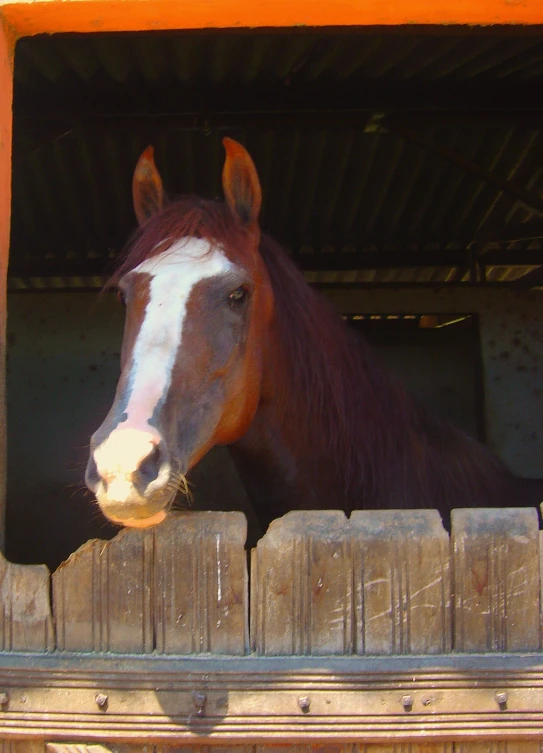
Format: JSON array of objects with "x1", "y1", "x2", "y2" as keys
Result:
[
  {"x1": 325, "y1": 287, "x2": 543, "y2": 478},
  {"x1": 5, "y1": 287, "x2": 540, "y2": 568}
]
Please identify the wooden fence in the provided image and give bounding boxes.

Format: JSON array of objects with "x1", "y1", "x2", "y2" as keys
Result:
[{"x1": 0, "y1": 507, "x2": 542, "y2": 751}]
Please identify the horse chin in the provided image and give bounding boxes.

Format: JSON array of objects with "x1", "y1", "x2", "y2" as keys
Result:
[
  {"x1": 108, "y1": 509, "x2": 168, "y2": 529},
  {"x1": 95, "y1": 488, "x2": 175, "y2": 529}
]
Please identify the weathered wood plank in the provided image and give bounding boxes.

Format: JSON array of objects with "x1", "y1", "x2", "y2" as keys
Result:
[
  {"x1": 153, "y1": 511, "x2": 248, "y2": 654},
  {"x1": 53, "y1": 511, "x2": 247, "y2": 653},
  {"x1": 454, "y1": 744, "x2": 543, "y2": 752},
  {"x1": 251, "y1": 510, "x2": 450, "y2": 655},
  {"x1": 53, "y1": 532, "x2": 153, "y2": 653},
  {"x1": 256, "y1": 744, "x2": 454, "y2": 753},
  {"x1": 0, "y1": 550, "x2": 54, "y2": 651},
  {"x1": 452, "y1": 508, "x2": 540, "y2": 651},
  {"x1": 0, "y1": 744, "x2": 46, "y2": 753},
  {"x1": 351, "y1": 509, "x2": 451, "y2": 655}
]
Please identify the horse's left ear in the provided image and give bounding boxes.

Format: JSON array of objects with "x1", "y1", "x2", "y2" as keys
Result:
[
  {"x1": 222, "y1": 138, "x2": 262, "y2": 226},
  {"x1": 132, "y1": 146, "x2": 165, "y2": 226}
]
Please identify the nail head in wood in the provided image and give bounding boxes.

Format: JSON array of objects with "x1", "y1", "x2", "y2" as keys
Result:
[
  {"x1": 298, "y1": 695, "x2": 311, "y2": 712},
  {"x1": 401, "y1": 694, "x2": 413, "y2": 710},
  {"x1": 95, "y1": 692, "x2": 108, "y2": 710},
  {"x1": 193, "y1": 691, "x2": 207, "y2": 715}
]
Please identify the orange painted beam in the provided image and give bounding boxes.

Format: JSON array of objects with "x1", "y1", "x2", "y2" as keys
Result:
[
  {"x1": 1, "y1": 0, "x2": 543, "y2": 37},
  {"x1": 0, "y1": 20, "x2": 12, "y2": 550}
]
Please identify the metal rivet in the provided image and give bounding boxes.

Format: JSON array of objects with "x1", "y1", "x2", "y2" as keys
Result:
[
  {"x1": 193, "y1": 691, "x2": 207, "y2": 716},
  {"x1": 495, "y1": 691, "x2": 508, "y2": 708},
  {"x1": 0, "y1": 692, "x2": 9, "y2": 709},
  {"x1": 298, "y1": 696, "x2": 311, "y2": 712},
  {"x1": 401, "y1": 694, "x2": 413, "y2": 710},
  {"x1": 95, "y1": 692, "x2": 108, "y2": 710}
]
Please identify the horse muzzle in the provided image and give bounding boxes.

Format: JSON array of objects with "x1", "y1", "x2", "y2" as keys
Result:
[{"x1": 85, "y1": 427, "x2": 176, "y2": 528}]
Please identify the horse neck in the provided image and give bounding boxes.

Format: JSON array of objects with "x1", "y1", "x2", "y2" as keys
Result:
[{"x1": 230, "y1": 241, "x2": 512, "y2": 523}]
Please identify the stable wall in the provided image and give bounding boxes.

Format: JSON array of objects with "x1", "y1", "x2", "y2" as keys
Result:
[{"x1": 327, "y1": 286, "x2": 543, "y2": 478}]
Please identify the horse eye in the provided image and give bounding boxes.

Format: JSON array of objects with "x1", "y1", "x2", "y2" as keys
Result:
[
  {"x1": 117, "y1": 289, "x2": 126, "y2": 307},
  {"x1": 228, "y1": 286, "x2": 249, "y2": 304}
]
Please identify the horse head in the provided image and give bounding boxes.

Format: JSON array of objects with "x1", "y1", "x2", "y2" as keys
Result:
[{"x1": 85, "y1": 139, "x2": 274, "y2": 528}]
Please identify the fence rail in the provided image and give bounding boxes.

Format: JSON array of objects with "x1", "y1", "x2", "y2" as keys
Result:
[{"x1": 0, "y1": 507, "x2": 542, "y2": 749}]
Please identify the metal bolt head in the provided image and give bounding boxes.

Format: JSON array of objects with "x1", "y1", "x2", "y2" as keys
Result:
[
  {"x1": 95, "y1": 692, "x2": 108, "y2": 709},
  {"x1": 0, "y1": 692, "x2": 9, "y2": 709},
  {"x1": 298, "y1": 695, "x2": 311, "y2": 712},
  {"x1": 193, "y1": 691, "x2": 207, "y2": 716},
  {"x1": 495, "y1": 691, "x2": 508, "y2": 706},
  {"x1": 401, "y1": 694, "x2": 413, "y2": 709}
]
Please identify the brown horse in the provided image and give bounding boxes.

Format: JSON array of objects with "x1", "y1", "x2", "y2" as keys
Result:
[{"x1": 85, "y1": 138, "x2": 543, "y2": 533}]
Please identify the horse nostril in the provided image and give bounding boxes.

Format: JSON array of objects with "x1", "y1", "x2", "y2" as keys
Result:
[
  {"x1": 86, "y1": 455, "x2": 105, "y2": 492},
  {"x1": 135, "y1": 443, "x2": 163, "y2": 491}
]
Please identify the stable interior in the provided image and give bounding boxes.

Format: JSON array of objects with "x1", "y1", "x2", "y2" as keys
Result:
[{"x1": 7, "y1": 27, "x2": 543, "y2": 570}]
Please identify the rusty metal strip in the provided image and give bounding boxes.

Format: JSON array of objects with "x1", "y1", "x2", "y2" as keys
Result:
[{"x1": 0, "y1": 653, "x2": 541, "y2": 743}]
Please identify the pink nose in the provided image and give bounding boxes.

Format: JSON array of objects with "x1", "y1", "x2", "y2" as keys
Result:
[{"x1": 93, "y1": 428, "x2": 163, "y2": 497}]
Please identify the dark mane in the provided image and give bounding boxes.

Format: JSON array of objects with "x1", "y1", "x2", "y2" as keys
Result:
[
  {"x1": 258, "y1": 234, "x2": 512, "y2": 517},
  {"x1": 116, "y1": 195, "x2": 514, "y2": 519}
]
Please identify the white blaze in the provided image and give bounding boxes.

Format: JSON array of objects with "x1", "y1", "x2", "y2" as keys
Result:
[{"x1": 94, "y1": 237, "x2": 232, "y2": 474}]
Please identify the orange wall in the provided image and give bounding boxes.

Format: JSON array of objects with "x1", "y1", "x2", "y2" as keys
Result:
[
  {"x1": 1, "y1": 0, "x2": 543, "y2": 36},
  {"x1": 0, "y1": 20, "x2": 12, "y2": 550}
]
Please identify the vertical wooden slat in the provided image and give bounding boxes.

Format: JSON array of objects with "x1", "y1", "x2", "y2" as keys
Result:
[
  {"x1": 0, "y1": 20, "x2": 13, "y2": 550},
  {"x1": 53, "y1": 532, "x2": 154, "y2": 652},
  {"x1": 153, "y1": 511, "x2": 248, "y2": 654},
  {"x1": 251, "y1": 510, "x2": 450, "y2": 655},
  {"x1": 351, "y1": 509, "x2": 451, "y2": 655},
  {"x1": 0, "y1": 550, "x2": 54, "y2": 651},
  {"x1": 53, "y1": 512, "x2": 248, "y2": 653},
  {"x1": 452, "y1": 508, "x2": 540, "y2": 651},
  {"x1": 251, "y1": 511, "x2": 350, "y2": 655}
]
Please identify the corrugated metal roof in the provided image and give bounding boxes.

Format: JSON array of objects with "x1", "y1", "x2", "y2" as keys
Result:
[{"x1": 10, "y1": 30, "x2": 543, "y2": 286}]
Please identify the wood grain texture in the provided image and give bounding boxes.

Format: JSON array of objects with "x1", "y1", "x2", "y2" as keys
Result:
[
  {"x1": 452, "y1": 508, "x2": 540, "y2": 651},
  {"x1": 0, "y1": 550, "x2": 54, "y2": 651},
  {"x1": 53, "y1": 511, "x2": 248, "y2": 653},
  {"x1": 454, "y1": 744, "x2": 543, "y2": 752},
  {"x1": 251, "y1": 510, "x2": 450, "y2": 655}
]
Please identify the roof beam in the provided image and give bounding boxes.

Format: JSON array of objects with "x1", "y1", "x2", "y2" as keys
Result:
[
  {"x1": 8, "y1": 248, "x2": 543, "y2": 278},
  {"x1": 386, "y1": 123, "x2": 543, "y2": 219}
]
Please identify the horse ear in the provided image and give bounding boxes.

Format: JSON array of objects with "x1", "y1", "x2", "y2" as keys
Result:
[
  {"x1": 222, "y1": 138, "x2": 262, "y2": 226},
  {"x1": 132, "y1": 146, "x2": 165, "y2": 226}
]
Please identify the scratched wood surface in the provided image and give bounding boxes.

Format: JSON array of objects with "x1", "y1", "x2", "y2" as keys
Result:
[
  {"x1": 452, "y1": 507, "x2": 541, "y2": 651},
  {"x1": 52, "y1": 511, "x2": 248, "y2": 653},
  {"x1": 0, "y1": 549, "x2": 53, "y2": 652},
  {"x1": 251, "y1": 509, "x2": 451, "y2": 655}
]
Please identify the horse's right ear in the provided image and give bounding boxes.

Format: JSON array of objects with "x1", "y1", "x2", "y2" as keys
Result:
[{"x1": 132, "y1": 146, "x2": 165, "y2": 226}]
